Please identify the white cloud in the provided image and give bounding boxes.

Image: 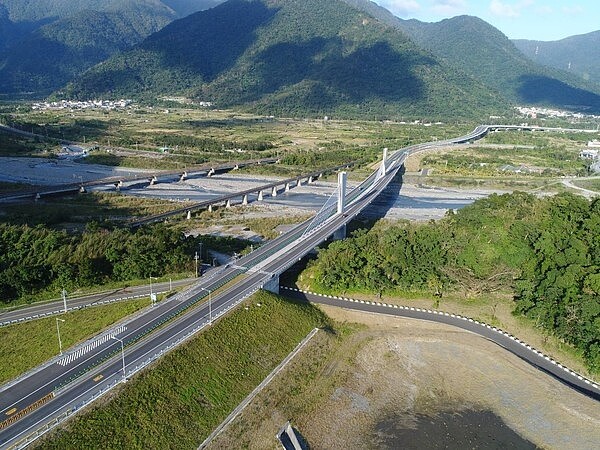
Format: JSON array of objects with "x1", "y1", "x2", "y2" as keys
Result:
[
  {"x1": 489, "y1": 0, "x2": 534, "y2": 18},
  {"x1": 431, "y1": 0, "x2": 467, "y2": 16},
  {"x1": 535, "y1": 5, "x2": 553, "y2": 15},
  {"x1": 562, "y1": 5, "x2": 584, "y2": 15},
  {"x1": 376, "y1": 0, "x2": 421, "y2": 17},
  {"x1": 490, "y1": 0, "x2": 519, "y2": 17}
]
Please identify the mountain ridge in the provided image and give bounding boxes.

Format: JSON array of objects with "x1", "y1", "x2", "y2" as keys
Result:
[
  {"x1": 391, "y1": 15, "x2": 600, "y2": 111},
  {"x1": 62, "y1": 0, "x2": 506, "y2": 119},
  {"x1": 513, "y1": 31, "x2": 600, "y2": 87},
  {"x1": 0, "y1": 0, "x2": 222, "y2": 96}
]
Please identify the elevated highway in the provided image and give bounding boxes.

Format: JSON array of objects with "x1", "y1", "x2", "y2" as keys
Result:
[
  {"x1": 0, "y1": 158, "x2": 278, "y2": 203},
  {"x1": 1, "y1": 124, "x2": 597, "y2": 448}
]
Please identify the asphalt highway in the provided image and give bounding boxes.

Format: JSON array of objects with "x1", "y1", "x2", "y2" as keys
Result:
[
  {"x1": 0, "y1": 279, "x2": 195, "y2": 327},
  {"x1": 1, "y1": 124, "x2": 592, "y2": 448},
  {"x1": 0, "y1": 133, "x2": 405, "y2": 448},
  {"x1": 280, "y1": 288, "x2": 600, "y2": 402}
]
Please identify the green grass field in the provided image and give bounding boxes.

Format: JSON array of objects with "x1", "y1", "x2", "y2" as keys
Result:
[
  {"x1": 0, "y1": 298, "x2": 149, "y2": 384},
  {"x1": 573, "y1": 178, "x2": 600, "y2": 192},
  {"x1": 36, "y1": 292, "x2": 330, "y2": 449}
]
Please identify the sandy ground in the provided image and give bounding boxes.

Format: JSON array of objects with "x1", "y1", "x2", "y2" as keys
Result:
[
  {"x1": 0, "y1": 154, "x2": 507, "y2": 219},
  {"x1": 208, "y1": 307, "x2": 600, "y2": 450},
  {"x1": 0, "y1": 157, "x2": 150, "y2": 186}
]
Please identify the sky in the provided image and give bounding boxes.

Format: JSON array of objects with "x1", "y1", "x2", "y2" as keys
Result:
[{"x1": 371, "y1": 0, "x2": 599, "y2": 41}]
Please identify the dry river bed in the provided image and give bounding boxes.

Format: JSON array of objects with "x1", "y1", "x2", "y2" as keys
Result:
[{"x1": 208, "y1": 307, "x2": 600, "y2": 450}]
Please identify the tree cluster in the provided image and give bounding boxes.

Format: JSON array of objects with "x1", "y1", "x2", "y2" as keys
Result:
[
  {"x1": 310, "y1": 192, "x2": 599, "y2": 370},
  {"x1": 0, "y1": 223, "x2": 199, "y2": 304}
]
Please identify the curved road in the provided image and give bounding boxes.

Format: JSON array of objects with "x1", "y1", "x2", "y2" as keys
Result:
[
  {"x1": 1, "y1": 124, "x2": 596, "y2": 448},
  {"x1": 280, "y1": 287, "x2": 600, "y2": 402}
]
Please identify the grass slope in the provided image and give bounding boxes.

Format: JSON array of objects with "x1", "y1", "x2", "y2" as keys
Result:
[
  {"x1": 36, "y1": 292, "x2": 329, "y2": 449},
  {"x1": 0, "y1": 298, "x2": 149, "y2": 384}
]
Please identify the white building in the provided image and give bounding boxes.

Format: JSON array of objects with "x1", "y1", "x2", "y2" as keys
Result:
[{"x1": 580, "y1": 149, "x2": 599, "y2": 159}]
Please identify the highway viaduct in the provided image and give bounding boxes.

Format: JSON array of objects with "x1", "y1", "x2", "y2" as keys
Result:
[{"x1": 1, "y1": 124, "x2": 598, "y2": 449}]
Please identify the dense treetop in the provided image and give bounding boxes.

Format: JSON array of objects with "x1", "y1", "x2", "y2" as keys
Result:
[{"x1": 307, "y1": 192, "x2": 600, "y2": 371}]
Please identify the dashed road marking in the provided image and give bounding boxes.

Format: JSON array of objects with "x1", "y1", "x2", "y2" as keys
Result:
[{"x1": 57, "y1": 325, "x2": 127, "y2": 366}]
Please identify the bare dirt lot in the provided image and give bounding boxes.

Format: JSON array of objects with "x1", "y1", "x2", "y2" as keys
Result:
[{"x1": 208, "y1": 307, "x2": 600, "y2": 450}]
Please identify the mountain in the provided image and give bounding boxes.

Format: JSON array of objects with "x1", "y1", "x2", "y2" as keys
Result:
[
  {"x1": 63, "y1": 0, "x2": 507, "y2": 119},
  {"x1": 0, "y1": 0, "x2": 222, "y2": 97},
  {"x1": 393, "y1": 15, "x2": 600, "y2": 114},
  {"x1": 513, "y1": 31, "x2": 600, "y2": 87}
]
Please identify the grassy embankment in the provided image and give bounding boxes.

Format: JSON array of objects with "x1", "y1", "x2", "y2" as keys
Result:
[
  {"x1": 0, "y1": 297, "x2": 151, "y2": 384},
  {"x1": 297, "y1": 281, "x2": 597, "y2": 382},
  {"x1": 36, "y1": 292, "x2": 330, "y2": 449},
  {"x1": 407, "y1": 131, "x2": 597, "y2": 190},
  {"x1": 573, "y1": 178, "x2": 600, "y2": 192}
]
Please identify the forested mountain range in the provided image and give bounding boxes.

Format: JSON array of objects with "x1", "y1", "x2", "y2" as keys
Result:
[
  {"x1": 392, "y1": 15, "x2": 600, "y2": 114},
  {"x1": 2, "y1": 0, "x2": 600, "y2": 118},
  {"x1": 62, "y1": 0, "x2": 507, "y2": 119},
  {"x1": 514, "y1": 31, "x2": 600, "y2": 87},
  {"x1": 0, "y1": 0, "x2": 221, "y2": 96}
]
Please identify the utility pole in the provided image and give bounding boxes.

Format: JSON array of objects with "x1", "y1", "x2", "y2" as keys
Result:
[
  {"x1": 194, "y1": 251, "x2": 199, "y2": 278},
  {"x1": 62, "y1": 288, "x2": 68, "y2": 313},
  {"x1": 112, "y1": 336, "x2": 126, "y2": 383},
  {"x1": 200, "y1": 288, "x2": 212, "y2": 324},
  {"x1": 149, "y1": 276, "x2": 157, "y2": 307},
  {"x1": 56, "y1": 318, "x2": 65, "y2": 355}
]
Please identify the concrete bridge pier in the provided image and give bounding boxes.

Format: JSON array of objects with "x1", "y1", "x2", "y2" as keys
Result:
[
  {"x1": 180, "y1": 171, "x2": 188, "y2": 181},
  {"x1": 271, "y1": 186, "x2": 278, "y2": 197},
  {"x1": 79, "y1": 186, "x2": 86, "y2": 193},
  {"x1": 226, "y1": 199, "x2": 231, "y2": 208},
  {"x1": 285, "y1": 182, "x2": 290, "y2": 192},
  {"x1": 242, "y1": 194, "x2": 248, "y2": 205},
  {"x1": 308, "y1": 176, "x2": 314, "y2": 184},
  {"x1": 337, "y1": 171, "x2": 347, "y2": 214},
  {"x1": 333, "y1": 224, "x2": 347, "y2": 240},
  {"x1": 233, "y1": 164, "x2": 239, "y2": 170},
  {"x1": 149, "y1": 176, "x2": 158, "y2": 186},
  {"x1": 262, "y1": 274, "x2": 280, "y2": 295},
  {"x1": 382, "y1": 147, "x2": 388, "y2": 174},
  {"x1": 35, "y1": 193, "x2": 41, "y2": 201},
  {"x1": 208, "y1": 168, "x2": 215, "y2": 177},
  {"x1": 208, "y1": 204, "x2": 213, "y2": 212},
  {"x1": 297, "y1": 178, "x2": 303, "y2": 187},
  {"x1": 258, "y1": 190, "x2": 264, "y2": 201},
  {"x1": 114, "y1": 180, "x2": 123, "y2": 191},
  {"x1": 186, "y1": 210, "x2": 192, "y2": 220}
]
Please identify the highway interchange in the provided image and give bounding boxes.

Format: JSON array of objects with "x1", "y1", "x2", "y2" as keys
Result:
[{"x1": 1, "y1": 124, "x2": 598, "y2": 449}]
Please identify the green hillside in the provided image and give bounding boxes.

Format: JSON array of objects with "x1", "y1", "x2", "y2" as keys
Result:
[
  {"x1": 64, "y1": 0, "x2": 506, "y2": 119},
  {"x1": 514, "y1": 31, "x2": 600, "y2": 87},
  {"x1": 0, "y1": 0, "x2": 222, "y2": 96},
  {"x1": 395, "y1": 15, "x2": 600, "y2": 114}
]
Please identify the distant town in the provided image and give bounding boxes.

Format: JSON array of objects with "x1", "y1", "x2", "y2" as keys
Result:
[{"x1": 32, "y1": 99, "x2": 134, "y2": 111}]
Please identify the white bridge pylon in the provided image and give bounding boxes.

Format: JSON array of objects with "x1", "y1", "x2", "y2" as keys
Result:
[{"x1": 376, "y1": 147, "x2": 388, "y2": 180}]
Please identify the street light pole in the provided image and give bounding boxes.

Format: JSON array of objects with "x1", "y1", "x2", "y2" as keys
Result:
[
  {"x1": 62, "y1": 288, "x2": 67, "y2": 313},
  {"x1": 194, "y1": 251, "x2": 199, "y2": 278},
  {"x1": 56, "y1": 318, "x2": 65, "y2": 355},
  {"x1": 149, "y1": 276, "x2": 157, "y2": 307},
  {"x1": 111, "y1": 336, "x2": 126, "y2": 383},
  {"x1": 200, "y1": 287, "x2": 212, "y2": 324}
]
